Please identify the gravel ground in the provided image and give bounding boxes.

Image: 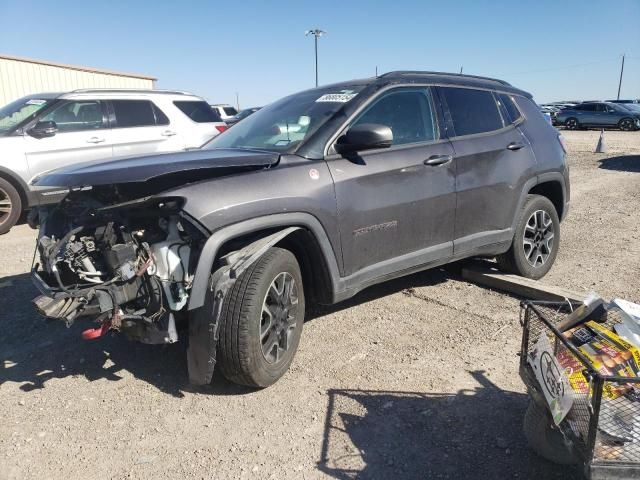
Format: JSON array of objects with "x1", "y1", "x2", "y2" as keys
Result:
[{"x1": 1, "y1": 130, "x2": 639, "y2": 480}]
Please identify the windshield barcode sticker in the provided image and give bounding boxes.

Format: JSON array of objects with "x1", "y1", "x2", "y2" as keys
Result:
[
  {"x1": 26, "y1": 99, "x2": 47, "y2": 105},
  {"x1": 315, "y1": 93, "x2": 357, "y2": 103}
]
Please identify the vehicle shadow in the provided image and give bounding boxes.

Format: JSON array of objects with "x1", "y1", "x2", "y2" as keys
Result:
[
  {"x1": 598, "y1": 154, "x2": 640, "y2": 173},
  {"x1": 318, "y1": 370, "x2": 581, "y2": 480},
  {"x1": 0, "y1": 267, "x2": 451, "y2": 398}
]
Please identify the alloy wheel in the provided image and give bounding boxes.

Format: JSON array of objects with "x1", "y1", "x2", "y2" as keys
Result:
[
  {"x1": 620, "y1": 119, "x2": 634, "y2": 131},
  {"x1": 260, "y1": 272, "x2": 299, "y2": 364},
  {"x1": 523, "y1": 210, "x2": 555, "y2": 268},
  {"x1": 566, "y1": 119, "x2": 578, "y2": 130},
  {"x1": 0, "y1": 187, "x2": 12, "y2": 226}
]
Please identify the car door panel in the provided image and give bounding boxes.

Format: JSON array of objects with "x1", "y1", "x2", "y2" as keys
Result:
[
  {"x1": 23, "y1": 99, "x2": 113, "y2": 181},
  {"x1": 450, "y1": 127, "x2": 537, "y2": 253},
  {"x1": 326, "y1": 87, "x2": 456, "y2": 277},
  {"x1": 437, "y1": 86, "x2": 537, "y2": 255},
  {"x1": 109, "y1": 99, "x2": 184, "y2": 158}
]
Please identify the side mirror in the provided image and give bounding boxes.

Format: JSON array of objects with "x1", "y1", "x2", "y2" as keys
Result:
[
  {"x1": 28, "y1": 121, "x2": 58, "y2": 139},
  {"x1": 336, "y1": 123, "x2": 393, "y2": 154}
]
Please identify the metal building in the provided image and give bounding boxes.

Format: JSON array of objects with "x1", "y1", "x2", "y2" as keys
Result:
[{"x1": 0, "y1": 54, "x2": 156, "y2": 106}]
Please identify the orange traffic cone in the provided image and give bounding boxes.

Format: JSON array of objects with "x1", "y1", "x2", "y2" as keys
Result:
[{"x1": 595, "y1": 129, "x2": 607, "y2": 153}]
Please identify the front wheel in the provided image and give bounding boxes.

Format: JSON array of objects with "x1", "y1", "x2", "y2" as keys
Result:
[
  {"x1": 619, "y1": 118, "x2": 637, "y2": 131},
  {"x1": 496, "y1": 195, "x2": 560, "y2": 279},
  {"x1": 0, "y1": 178, "x2": 22, "y2": 235},
  {"x1": 217, "y1": 247, "x2": 305, "y2": 387}
]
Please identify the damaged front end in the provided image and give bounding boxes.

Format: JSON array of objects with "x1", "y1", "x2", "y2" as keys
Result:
[{"x1": 32, "y1": 187, "x2": 205, "y2": 347}]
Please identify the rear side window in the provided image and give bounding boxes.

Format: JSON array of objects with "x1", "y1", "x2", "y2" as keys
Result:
[
  {"x1": 111, "y1": 100, "x2": 169, "y2": 128},
  {"x1": 174, "y1": 101, "x2": 222, "y2": 123},
  {"x1": 498, "y1": 93, "x2": 522, "y2": 124},
  {"x1": 223, "y1": 107, "x2": 238, "y2": 116},
  {"x1": 441, "y1": 87, "x2": 503, "y2": 136},
  {"x1": 351, "y1": 88, "x2": 438, "y2": 146}
]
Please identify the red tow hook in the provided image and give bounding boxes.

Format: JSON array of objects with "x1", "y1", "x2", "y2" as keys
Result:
[{"x1": 81, "y1": 320, "x2": 111, "y2": 340}]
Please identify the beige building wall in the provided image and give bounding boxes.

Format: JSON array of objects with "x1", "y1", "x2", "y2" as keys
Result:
[{"x1": 0, "y1": 54, "x2": 156, "y2": 106}]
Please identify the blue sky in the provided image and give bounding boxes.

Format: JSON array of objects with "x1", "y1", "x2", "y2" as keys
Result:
[{"x1": 1, "y1": 0, "x2": 639, "y2": 107}]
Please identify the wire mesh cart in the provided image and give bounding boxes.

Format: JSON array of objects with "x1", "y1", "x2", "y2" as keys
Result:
[{"x1": 520, "y1": 300, "x2": 640, "y2": 479}]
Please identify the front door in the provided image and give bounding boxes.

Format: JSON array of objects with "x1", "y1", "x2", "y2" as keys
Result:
[
  {"x1": 326, "y1": 87, "x2": 456, "y2": 278},
  {"x1": 24, "y1": 99, "x2": 113, "y2": 181}
]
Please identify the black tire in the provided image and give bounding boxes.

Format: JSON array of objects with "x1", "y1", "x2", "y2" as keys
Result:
[
  {"x1": 523, "y1": 401, "x2": 578, "y2": 465},
  {"x1": 0, "y1": 177, "x2": 22, "y2": 235},
  {"x1": 618, "y1": 117, "x2": 637, "y2": 132},
  {"x1": 565, "y1": 118, "x2": 579, "y2": 130},
  {"x1": 217, "y1": 247, "x2": 305, "y2": 387},
  {"x1": 496, "y1": 194, "x2": 560, "y2": 279}
]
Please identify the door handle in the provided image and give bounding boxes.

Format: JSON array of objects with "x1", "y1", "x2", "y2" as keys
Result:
[
  {"x1": 161, "y1": 130, "x2": 177, "y2": 137},
  {"x1": 86, "y1": 137, "x2": 105, "y2": 144},
  {"x1": 507, "y1": 142, "x2": 525, "y2": 151},
  {"x1": 424, "y1": 154, "x2": 452, "y2": 166}
]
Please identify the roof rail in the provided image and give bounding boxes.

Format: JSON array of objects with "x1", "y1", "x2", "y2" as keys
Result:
[
  {"x1": 379, "y1": 70, "x2": 511, "y2": 86},
  {"x1": 69, "y1": 88, "x2": 194, "y2": 95}
]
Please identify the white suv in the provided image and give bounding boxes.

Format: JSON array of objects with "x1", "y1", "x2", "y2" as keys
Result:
[
  {"x1": 0, "y1": 89, "x2": 228, "y2": 233},
  {"x1": 209, "y1": 104, "x2": 238, "y2": 122}
]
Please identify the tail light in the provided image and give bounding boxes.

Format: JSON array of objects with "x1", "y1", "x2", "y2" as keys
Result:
[
  {"x1": 215, "y1": 125, "x2": 228, "y2": 134},
  {"x1": 557, "y1": 134, "x2": 567, "y2": 154}
]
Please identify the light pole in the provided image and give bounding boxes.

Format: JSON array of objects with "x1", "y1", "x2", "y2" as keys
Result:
[{"x1": 305, "y1": 29, "x2": 326, "y2": 87}]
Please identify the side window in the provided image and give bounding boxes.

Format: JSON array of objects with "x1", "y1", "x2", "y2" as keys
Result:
[
  {"x1": 581, "y1": 104, "x2": 597, "y2": 112},
  {"x1": 351, "y1": 89, "x2": 438, "y2": 146},
  {"x1": 111, "y1": 100, "x2": 168, "y2": 128},
  {"x1": 440, "y1": 87, "x2": 504, "y2": 136},
  {"x1": 498, "y1": 93, "x2": 522, "y2": 124},
  {"x1": 174, "y1": 101, "x2": 222, "y2": 123},
  {"x1": 40, "y1": 100, "x2": 105, "y2": 133}
]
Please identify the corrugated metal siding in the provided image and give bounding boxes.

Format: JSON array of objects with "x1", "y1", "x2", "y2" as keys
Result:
[{"x1": 0, "y1": 58, "x2": 154, "y2": 105}]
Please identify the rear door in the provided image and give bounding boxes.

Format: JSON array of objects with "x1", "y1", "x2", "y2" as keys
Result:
[
  {"x1": 23, "y1": 99, "x2": 113, "y2": 180},
  {"x1": 438, "y1": 86, "x2": 537, "y2": 255},
  {"x1": 109, "y1": 99, "x2": 184, "y2": 157},
  {"x1": 326, "y1": 87, "x2": 456, "y2": 277}
]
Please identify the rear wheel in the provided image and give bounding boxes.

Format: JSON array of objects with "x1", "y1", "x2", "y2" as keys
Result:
[
  {"x1": 565, "y1": 118, "x2": 579, "y2": 130},
  {"x1": 217, "y1": 247, "x2": 305, "y2": 387},
  {"x1": 0, "y1": 178, "x2": 21, "y2": 235},
  {"x1": 496, "y1": 195, "x2": 560, "y2": 279},
  {"x1": 618, "y1": 118, "x2": 637, "y2": 131}
]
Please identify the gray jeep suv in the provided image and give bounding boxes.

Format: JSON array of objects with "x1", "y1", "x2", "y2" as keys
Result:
[{"x1": 31, "y1": 71, "x2": 570, "y2": 388}]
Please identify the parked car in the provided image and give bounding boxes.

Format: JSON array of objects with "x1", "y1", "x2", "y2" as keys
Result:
[
  {"x1": 225, "y1": 107, "x2": 261, "y2": 126},
  {"x1": 0, "y1": 89, "x2": 227, "y2": 234},
  {"x1": 31, "y1": 71, "x2": 569, "y2": 388},
  {"x1": 606, "y1": 99, "x2": 640, "y2": 104},
  {"x1": 210, "y1": 104, "x2": 239, "y2": 122},
  {"x1": 555, "y1": 102, "x2": 640, "y2": 131}
]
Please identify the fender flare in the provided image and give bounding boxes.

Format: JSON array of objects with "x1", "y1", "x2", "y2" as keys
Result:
[
  {"x1": 187, "y1": 212, "x2": 342, "y2": 311},
  {"x1": 510, "y1": 173, "x2": 567, "y2": 234}
]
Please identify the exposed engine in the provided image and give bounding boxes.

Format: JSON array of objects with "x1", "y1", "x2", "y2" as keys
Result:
[{"x1": 32, "y1": 191, "x2": 205, "y2": 344}]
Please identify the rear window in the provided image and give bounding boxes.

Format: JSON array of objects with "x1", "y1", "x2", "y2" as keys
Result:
[
  {"x1": 174, "y1": 101, "x2": 222, "y2": 123},
  {"x1": 498, "y1": 93, "x2": 522, "y2": 124},
  {"x1": 112, "y1": 100, "x2": 169, "y2": 128},
  {"x1": 441, "y1": 87, "x2": 504, "y2": 136}
]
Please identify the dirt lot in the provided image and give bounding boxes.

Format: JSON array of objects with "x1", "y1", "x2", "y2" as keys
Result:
[{"x1": 1, "y1": 130, "x2": 639, "y2": 480}]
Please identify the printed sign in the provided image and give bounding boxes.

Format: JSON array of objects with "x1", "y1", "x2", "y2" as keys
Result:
[
  {"x1": 315, "y1": 93, "x2": 357, "y2": 103},
  {"x1": 26, "y1": 99, "x2": 47, "y2": 106},
  {"x1": 528, "y1": 334, "x2": 574, "y2": 425}
]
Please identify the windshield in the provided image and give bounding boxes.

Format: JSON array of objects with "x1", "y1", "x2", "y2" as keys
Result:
[
  {"x1": 0, "y1": 97, "x2": 55, "y2": 134},
  {"x1": 619, "y1": 103, "x2": 640, "y2": 113},
  {"x1": 204, "y1": 85, "x2": 365, "y2": 152}
]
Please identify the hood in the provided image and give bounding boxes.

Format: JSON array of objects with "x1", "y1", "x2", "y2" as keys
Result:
[{"x1": 33, "y1": 148, "x2": 279, "y2": 187}]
